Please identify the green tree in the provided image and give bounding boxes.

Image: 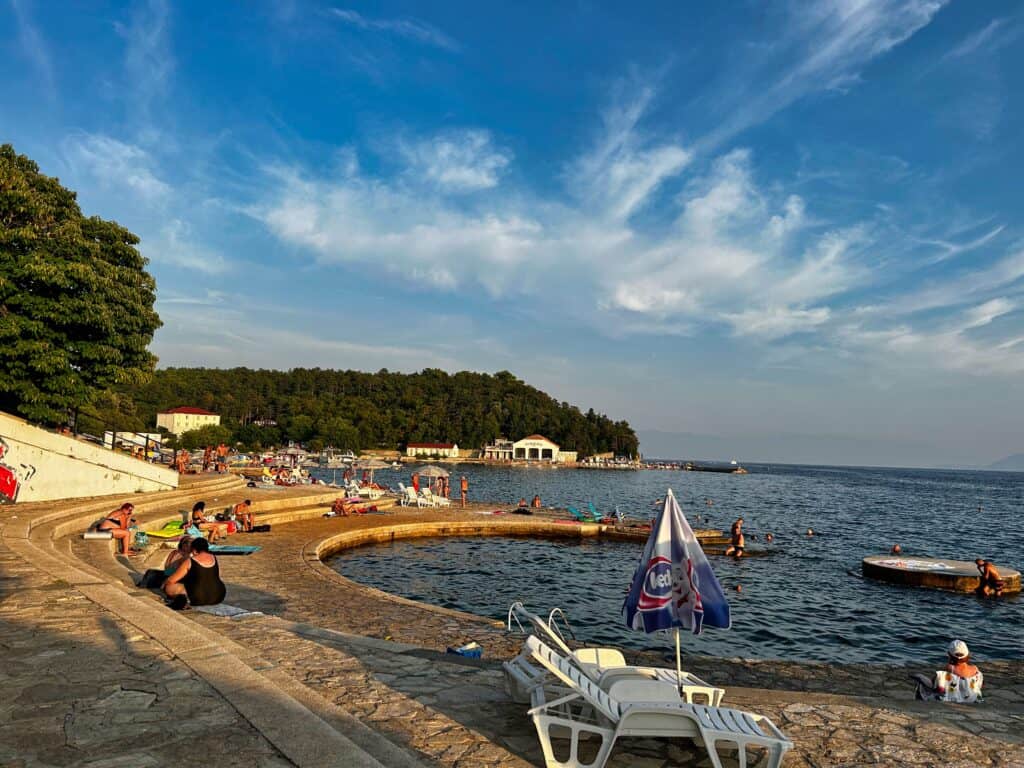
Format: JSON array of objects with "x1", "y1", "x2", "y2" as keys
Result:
[
  {"x1": 179, "y1": 423, "x2": 233, "y2": 450},
  {"x1": 0, "y1": 145, "x2": 161, "y2": 424}
]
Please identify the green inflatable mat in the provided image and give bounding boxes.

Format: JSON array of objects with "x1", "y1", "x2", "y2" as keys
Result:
[{"x1": 144, "y1": 522, "x2": 185, "y2": 539}]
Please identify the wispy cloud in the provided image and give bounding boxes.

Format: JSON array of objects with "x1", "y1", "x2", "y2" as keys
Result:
[
  {"x1": 8, "y1": 0, "x2": 55, "y2": 97},
  {"x1": 114, "y1": 0, "x2": 174, "y2": 124},
  {"x1": 699, "y1": 0, "x2": 947, "y2": 150},
  {"x1": 61, "y1": 133, "x2": 171, "y2": 200},
  {"x1": 944, "y1": 17, "x2": 1014, "y2": 60},
  {"x1": 145, "y1": 220, "x2": 233, "y2": 275},
  {"x1": 398, "y1": 129, "x2": 510, "y2": 191},
  {"x1": 327, "y1": 8, "x2": 458, "y2": 52}
]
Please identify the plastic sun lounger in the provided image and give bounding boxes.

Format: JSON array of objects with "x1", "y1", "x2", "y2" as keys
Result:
[
  {"x1": 402, "y1": 486, "x2": 426, "y2": 507},
  {"x1": 421, "y1": 488, "x2": 450, "y2": 507},
  {"x1": 525, "y1": 636, "x2": 792, "y2": 768},
  {"x1": 566, "y1": 506, "x2": 599, "y2": 523},
  {"x1": 503, "y1": 603, "x2": 723, "y2": 707}
]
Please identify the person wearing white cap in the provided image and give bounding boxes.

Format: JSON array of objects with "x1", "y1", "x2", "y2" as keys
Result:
[{"x1": 912, "y1": 639, "x2": 983, "y2": 703}]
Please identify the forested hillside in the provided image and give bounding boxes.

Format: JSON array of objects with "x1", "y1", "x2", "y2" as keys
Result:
[{"x1": 103, "y1": 367, "x2": 638, "y2": 456}]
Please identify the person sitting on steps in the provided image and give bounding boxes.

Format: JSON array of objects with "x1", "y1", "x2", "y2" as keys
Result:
[
  {"x1": 96, "y1": 503, "x2": 138, "y2": 556},
  {"x1": 163, "y1": 537, "x2": 226, "y2": 610}
]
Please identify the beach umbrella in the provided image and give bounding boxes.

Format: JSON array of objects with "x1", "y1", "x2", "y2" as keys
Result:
[
  {"x1": 414, "y1": 465, "x2": 450, "y2": 478},
  {"x1": 353, "y1": 458, "x2": 390, "y2": 484},
  {"x1": 623, "y1": 488, "x2": 731, "y2": 691}
]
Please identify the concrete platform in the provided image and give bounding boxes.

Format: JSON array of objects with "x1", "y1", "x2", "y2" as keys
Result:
[{"x1": 862, "y1": 555, "x2": 1022, "y2": 593}]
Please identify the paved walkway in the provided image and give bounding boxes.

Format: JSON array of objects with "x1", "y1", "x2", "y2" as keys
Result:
[{"x1": 3, "y1": 478, "x2": 1023, "y2": 767}]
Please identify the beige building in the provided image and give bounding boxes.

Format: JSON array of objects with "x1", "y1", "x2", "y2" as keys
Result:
[
  {"x1": 406, "y1": 442, "x2": 459, "y2": 458},
  {"x1": 156, "y1": 407, "x2": 220, "y2": 436}
]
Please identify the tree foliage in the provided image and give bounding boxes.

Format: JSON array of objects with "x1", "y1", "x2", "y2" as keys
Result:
[
  {"x1": 0, "y1": 144, "x2": 161, "y2": 424},
  {"x1": 122, "y1": 367, "x2": 639, "y2": 456}
]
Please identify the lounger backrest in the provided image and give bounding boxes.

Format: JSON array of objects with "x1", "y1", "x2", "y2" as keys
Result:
[
  {"x1": 526, "y1": 636, "x2": 621, "y2": 722},
  {"x1": 509, "y1": 604, "x2": 574, "y2": 656}
]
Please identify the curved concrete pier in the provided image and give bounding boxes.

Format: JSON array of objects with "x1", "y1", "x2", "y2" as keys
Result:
[{"x1": 862, "y1": 555, "x2": 1021, "y2": 593}]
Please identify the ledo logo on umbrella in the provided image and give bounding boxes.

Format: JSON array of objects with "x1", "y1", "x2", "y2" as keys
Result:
[{"x1": 637, "y1": 555, "x2": 674, "y2": 611}]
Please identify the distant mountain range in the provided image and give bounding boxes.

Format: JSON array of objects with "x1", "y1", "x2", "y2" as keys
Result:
[{"x1": 987, "y1": 454, "x2": 1024, "y2": 472}]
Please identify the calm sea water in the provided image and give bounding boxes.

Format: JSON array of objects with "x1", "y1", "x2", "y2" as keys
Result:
[{"x1": 323, "y1": 464, "x2": 1024, "y2": 664}]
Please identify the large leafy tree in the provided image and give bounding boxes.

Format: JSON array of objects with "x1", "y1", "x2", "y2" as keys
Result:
[{"x1": 0, "y1": 144, "x2": 161, "y2": 424}]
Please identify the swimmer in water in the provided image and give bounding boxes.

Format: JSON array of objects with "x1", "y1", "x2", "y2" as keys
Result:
[
  {"x1": 765, "y1": 533, "x2": 774, "y2": 543},
  {"x1": 807, "y1": 528, "x2": 815, "y2": 536},
  {"x1": 891, "y1": 544, "x2": 902, "y2": 555},
  {"x1": 975, "y1": 559, "x2": 1005, "y2": 597},
  {"x1": 724, "y1": 517, "x2": 745, "y2": 558}
]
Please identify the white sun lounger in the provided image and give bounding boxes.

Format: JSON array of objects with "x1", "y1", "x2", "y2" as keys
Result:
[
  {"x1": 401, "y1": 485, "x2": 426, "y2": 507},
  {"x1": 525, "y1": 636, "x2": 791, "y2": 768},
  {"x1": 503, "y1": 603, "x2": 724, "y2": 706},
  {"x1": 347, "y1": 480, "x2": 384, "y2": 500},
  {"x1": 421, "y1": 488, "x2": 450, "y2": 507}
]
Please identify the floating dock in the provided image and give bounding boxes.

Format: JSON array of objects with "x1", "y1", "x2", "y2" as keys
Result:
[{"x1": 862, "y1": 555, "x2": 1021, "y2": 594}]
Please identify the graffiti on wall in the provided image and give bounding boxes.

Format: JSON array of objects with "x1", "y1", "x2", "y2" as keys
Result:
[{"x1": 0, "y1": 437, "x2": 37, "y2": 504}]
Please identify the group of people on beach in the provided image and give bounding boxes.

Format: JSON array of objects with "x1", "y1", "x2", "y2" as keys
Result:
[
  {"x1": 409, "y1": 472, "x2": 469, "y2": 507},
  {"x1": 175, "y1": 443, "x2": 230, "y2": 474}
]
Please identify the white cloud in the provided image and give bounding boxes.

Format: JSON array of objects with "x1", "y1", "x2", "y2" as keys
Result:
[
  {"x1": 114, "y1": 0, "x2": 174, "y2": 123},
  {"x1": 61, "y1": 133, "x2": 171, "y2": 200},
  {"x1": 9, "y1": 0, "x2": 54, "y2": 96},
  {"x1": 398, "y1": 130, "x2": 510, "y2": 191},
  {"x1": 144, "y1": 220, "x2": 232, "y2": 275},
  {"x1": 328, "y1": 8, "x2": 458, "y2": 51},
  {"x1": 944, "y1": 18, "x2": 1012, "y2": 60},
  {"x1": 569, "y1": 87, "x2": 692, "y2": 221},
  {"x1": 960, "y1": 298, "x2": 1015, "y2": 331},
  {"x1": 699, "y1": 0, "x2": 947, "y2": 149},
  {"x1": 723, "y1": 306, "x2": 831, "y2": 339}
]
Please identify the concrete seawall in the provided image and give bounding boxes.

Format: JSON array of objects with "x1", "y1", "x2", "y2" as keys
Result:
[{"x1": 0, "y1": 411, "x2": 177, "y2": 503}]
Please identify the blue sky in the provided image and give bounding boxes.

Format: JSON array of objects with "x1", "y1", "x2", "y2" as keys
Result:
[{"x1": 3, "y1": 0, "x2": 1023, "y2": 466}]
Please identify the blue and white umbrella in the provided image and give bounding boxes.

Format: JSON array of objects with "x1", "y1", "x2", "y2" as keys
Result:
[{"x1": 623, "y1": 488, "x2": 730, "y2": 685}]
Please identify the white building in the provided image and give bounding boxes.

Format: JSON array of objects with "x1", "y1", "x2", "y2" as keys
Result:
[
  {"x1": 513, "y1": 435, "x2": 560, "y2": 462},
  {"x1": 156, "y1": 407, "x2": 220, "y2": 436},
  {"x1": 406, "y1": 442, "x2": 459, "y2": 458},
  {"x1": 483, "y1": 438, "x2": 514, "y2": 461}
]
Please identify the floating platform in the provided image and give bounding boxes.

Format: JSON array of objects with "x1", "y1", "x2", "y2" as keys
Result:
[{"x1": 862, "y1": 555, "x2": 1021, "y2": 594}]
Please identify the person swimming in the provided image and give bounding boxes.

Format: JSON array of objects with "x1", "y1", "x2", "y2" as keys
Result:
[{"x1": 724, "y1": 517, "x2": 745, "y2": 558}]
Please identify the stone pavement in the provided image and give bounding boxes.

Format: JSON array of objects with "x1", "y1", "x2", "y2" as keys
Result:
[
  {"x1": 0, "y1": 533, "x2": 291, "y2": 768},
  {"x1": 3, "y1": 479, "x2": 1024, "y2": 767}
]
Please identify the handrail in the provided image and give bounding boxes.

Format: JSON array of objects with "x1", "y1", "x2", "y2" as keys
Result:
[
  {"x1": 547, "y1": 607, "x2": 577, "y2": 642},
  {"x1": 507, "y1": 600, "x2": 527, "y2": 633}
]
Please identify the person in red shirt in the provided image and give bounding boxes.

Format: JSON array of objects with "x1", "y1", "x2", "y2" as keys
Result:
[{"x1": 460, "y1": 475, "x2": 468, "y2": 508}]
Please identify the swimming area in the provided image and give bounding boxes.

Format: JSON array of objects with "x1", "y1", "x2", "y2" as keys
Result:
[{"x1": 325, "y1": 464, "x2": 1024, "y2": 664}]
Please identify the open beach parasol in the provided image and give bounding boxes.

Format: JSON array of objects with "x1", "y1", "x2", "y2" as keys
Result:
[
  {"x1": 623, "y1": 488, "x2": 731, "y2": 690},
  {"x1": 414, "y1": 465, "x2": 450, "y2": 478},
  {"x1": 353, "y1": 457, "x2": 390, "y2": 484}
]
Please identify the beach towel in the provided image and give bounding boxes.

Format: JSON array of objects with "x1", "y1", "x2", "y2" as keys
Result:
[
  {"x1": 194, "y1": 604, "x2": 264, "y2": 620},
  {"x1": 209, "y1": 545, "x2": 261, "y2": 555}
]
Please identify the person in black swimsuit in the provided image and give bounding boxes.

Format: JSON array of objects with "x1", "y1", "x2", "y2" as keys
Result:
[
  {"x1": 163, "y1": 538, "x2": 226, "y2": 609},
  {"x1": 724, "y1": 517, "x2": 745, "y2": 558}
]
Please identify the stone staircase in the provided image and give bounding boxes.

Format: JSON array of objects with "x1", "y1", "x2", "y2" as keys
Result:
[{"x1": 0, "y1": 473, "x2": 425, "y2": 768}]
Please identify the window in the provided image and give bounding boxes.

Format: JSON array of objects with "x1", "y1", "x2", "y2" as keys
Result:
[
  {"x1": 542, "y1": 448, "x2": 553, "y2": 459},
  {"x1": 515, "y1": 448, "x2": 525, "y2": 459}
]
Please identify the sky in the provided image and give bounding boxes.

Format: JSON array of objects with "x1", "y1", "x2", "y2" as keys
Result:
[{"x1": 2, "y1": 0, "x2": 1023, "y2": 467}]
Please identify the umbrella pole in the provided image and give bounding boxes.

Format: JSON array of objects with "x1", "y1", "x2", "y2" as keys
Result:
[{"x1": 675, "y1": 628, "x2": 683, "y2": 693}]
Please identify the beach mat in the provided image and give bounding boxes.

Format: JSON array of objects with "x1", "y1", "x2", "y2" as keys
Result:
[
  {"x1": 145, "y1": 522, "x2": 185, "y2": 539},
  {"x1": 209, "y1": 544, "x2": 261, "y2": 555}
]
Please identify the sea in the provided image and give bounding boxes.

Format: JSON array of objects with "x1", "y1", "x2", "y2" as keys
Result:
[{"x1": 321, "y1": 463, "x2": 1024, "y2": 664}]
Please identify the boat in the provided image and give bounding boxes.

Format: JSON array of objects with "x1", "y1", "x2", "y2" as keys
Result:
[{"x1": 683, "y1": 461, "x2": 747, "y2": 474}]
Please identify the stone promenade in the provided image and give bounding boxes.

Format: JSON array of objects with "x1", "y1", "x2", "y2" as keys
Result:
[{"x1": 2, "y1": 476, "x2": 1023, "y2": 767}]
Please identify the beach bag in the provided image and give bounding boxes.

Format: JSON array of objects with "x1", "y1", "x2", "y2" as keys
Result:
[
  {"x1": 186, "y1": 524, "x2": 204, "y2": 538},
  {"x1": 132, "y1": 530, "x2": 149, "y2": 548}
]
